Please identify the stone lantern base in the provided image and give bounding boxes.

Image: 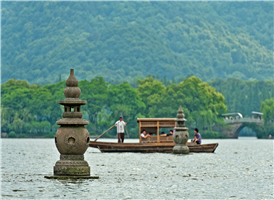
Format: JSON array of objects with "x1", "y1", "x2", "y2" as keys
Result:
[
  {"x1": 54, "y1": 155, "x2": 90, "y2": 176},
  {"x1": 44, "y1": 175, "x2": 99, "y2": 179},
  {"x1": 44, "y1": 155, "x2": 99, "y2": 179},
  {"x1": 173, "y1": 144, "x2": 189, "y2": 154}
]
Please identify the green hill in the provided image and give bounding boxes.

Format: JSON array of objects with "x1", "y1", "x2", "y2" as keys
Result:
[{"x1": 1, "y1": 1, "x2": 273, "y2": 84}]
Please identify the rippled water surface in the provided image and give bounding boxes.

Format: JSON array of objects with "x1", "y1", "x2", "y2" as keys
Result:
[{"x1": 1, "y1": 138, "x2": 273, "y2": 199}]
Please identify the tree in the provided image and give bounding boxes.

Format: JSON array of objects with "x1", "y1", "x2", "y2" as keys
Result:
[
  {"x1": 1, "y1": 106, "x2": 11, "y2": 133},
  {"x1": 29, "y1": 87, "x2": 53, "y2": 121},
  {"x1": 107, "y1": 82, "x2": 145, "y2": 136},
  {"x1": 261, "y1": 98, "x2": 274, "y2": 134},
  {"x1": 12, "y1": 113, "x2": 23, "y2": 134},
  {"x1": 147, "y1": 76, "x2": 227, "y2": 133},
  {"x1": 79, "y1": 77, "x2": 108, "y2": 132},
  {"x1": 137, "y1": 77, "x2": 165, "y2": 115}
]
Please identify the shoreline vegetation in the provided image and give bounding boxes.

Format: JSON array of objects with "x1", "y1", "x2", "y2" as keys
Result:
[{"x1": 2, "y1": 76, "x2": 273, "y2": 139}]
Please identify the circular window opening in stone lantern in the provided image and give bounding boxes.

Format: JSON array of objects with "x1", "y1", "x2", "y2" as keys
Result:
[
  {"x1": 68, "y1": 137, "x2": 75, "y2": 144},
  {"x1": 87, "y1": 137, "x2": 90, "y2": 143},
  {"x1": 55, "y1": 137, "x2": 57, "y2": 144}
]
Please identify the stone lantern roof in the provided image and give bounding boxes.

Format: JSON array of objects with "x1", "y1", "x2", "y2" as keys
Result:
[
  {"x1": 56, "y1": 69, "x2": 89, "y2": 126},
  {"x1": 175, "y1": 106, "x2": 188, "y2": 130}
]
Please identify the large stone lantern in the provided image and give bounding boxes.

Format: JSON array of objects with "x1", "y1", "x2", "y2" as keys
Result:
[
  {"x1": 173, "y1": 106, "x2": 189, "y2": 154},
  {"x1": 45, "y1": 69, "x2": 97, "y2": 179}
]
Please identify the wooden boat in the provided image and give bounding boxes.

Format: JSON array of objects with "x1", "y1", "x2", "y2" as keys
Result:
[
  {"x1": 89, "y1": 141, "x2": 218, "y2": 153},
  {"x1": 89, "y1": 118, "x2": 219, "y2": 153}
]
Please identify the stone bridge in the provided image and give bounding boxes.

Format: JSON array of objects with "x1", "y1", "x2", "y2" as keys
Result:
[{"x1": 219, "y1": 118, "x2": 263, "y2": 138}]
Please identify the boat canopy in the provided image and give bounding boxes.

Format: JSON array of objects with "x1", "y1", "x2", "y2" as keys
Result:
[
  {"x1": 251, "y1": 111, "x2": 263, "y2": 115},
  {"x1": 137, "y1": 118, "x2": 177, "y2": 143},
  {"x1": 222, "y1": 113, "x2": 243, "y2": 118}
]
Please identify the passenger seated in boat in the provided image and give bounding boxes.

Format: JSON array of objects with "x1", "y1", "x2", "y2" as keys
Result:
[
  {"x1": 160, "y1": 130, "x2": 173, "y2": 137},
  {"x1": 160, "y1": 132, "x2": 166, "y2": 136},
  {"x1": 147, "y1": 131, "x2": 153, "y2": 136},
  {"x1": 191, "y1": 135, "x2": 197, "y2": 143},
  {"x1": 167, "y1": 130, "x2": 173, "y2": 136},
  {"x1": 193, "y1": 128, "x2": 202, "y2": 144},
  {"x1": 141, "y1": 130, "x2": 150, "y2": 139}
]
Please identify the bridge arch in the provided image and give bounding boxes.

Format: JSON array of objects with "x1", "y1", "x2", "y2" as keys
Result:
[
  {"x1": 220, "y1": 118, "x2": 263, "y2": 138},
  {"x1": 234, "y1": 124, "x2": 245, "y2": 138}
]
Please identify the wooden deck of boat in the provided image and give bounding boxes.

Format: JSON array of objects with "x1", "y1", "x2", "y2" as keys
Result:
[{"x1": 89, "y1": 141, "x2": 218, "y2": 153}]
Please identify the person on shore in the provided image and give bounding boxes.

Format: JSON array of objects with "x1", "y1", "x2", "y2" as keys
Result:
[
  {"x1": 141, "y1": 130, "x2": 150, "y2": 139},
  {"x1": 115, "y1": 116, "x2": 127, "y2": 143},
  {"x1": 193, "y1": 128, "x2": 202, "y2": 144}
]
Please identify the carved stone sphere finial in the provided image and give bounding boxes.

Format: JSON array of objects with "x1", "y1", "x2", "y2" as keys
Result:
[
  {"x1": 66, "y1": 69, "x2": 78, "y2": 87},
  {"x1": 64, "y1": 69, "x2": 81, "y2": 98}
]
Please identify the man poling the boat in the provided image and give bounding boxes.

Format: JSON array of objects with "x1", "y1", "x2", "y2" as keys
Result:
[{"x1": 115, "y1": 116, "x2": 127, "y2": 143}]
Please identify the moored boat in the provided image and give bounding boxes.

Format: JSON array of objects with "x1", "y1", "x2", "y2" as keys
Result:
[{"x1": 89, "y1": 118, "x2": 219, "y2": 153}]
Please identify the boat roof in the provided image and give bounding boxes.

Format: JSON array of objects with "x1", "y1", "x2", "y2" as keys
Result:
[
  {"x1": 137, "y1": 118, "x2": 176, "y2": 122},
  {"x1": 252, "y1": 111, "x2": 263, "y2": 115},
  {"x1": 222, "y1": 113, "x2": 242, "y2": 117}
]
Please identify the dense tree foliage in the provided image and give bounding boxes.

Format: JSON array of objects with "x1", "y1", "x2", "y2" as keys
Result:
[
  {"x1": 2, "y1": 76, "x2": 273, "y2": 138},
  {"x1": 2, "y1": 2, "x2": 273, "y2": 84},
  {"x1": 2, "y1": 76, "x2": 229, "y2": 138},
  {"x1": 208, "y1": 78, "x2": 274, "y2": 117},
  {"x1": 139, "y1": 77, "x2": 227, "y2": 137},
  {"x1": 260, "y1": 98, "x2": 274, "y2": 135}
]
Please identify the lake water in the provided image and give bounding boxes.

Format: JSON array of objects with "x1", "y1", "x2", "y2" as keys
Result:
[{"x1": 1, "y1": 138, "x2": 273, "y2": 199}]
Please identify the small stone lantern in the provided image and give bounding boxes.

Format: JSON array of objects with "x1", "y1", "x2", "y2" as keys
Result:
[
  {"x1": 45, "y1": 69, "x2": 98, "y2": 179},
  {"x1": 173, "y1": 106, "x2": 189, "y2": 154}
]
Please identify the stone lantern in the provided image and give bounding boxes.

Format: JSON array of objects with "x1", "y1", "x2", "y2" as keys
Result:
[
  {"x1": 45, "y1": 69, "x2": 98, "y2": 179},
  {"x1": 173, "y1": 106, "x2": 189, "y2": 154}
]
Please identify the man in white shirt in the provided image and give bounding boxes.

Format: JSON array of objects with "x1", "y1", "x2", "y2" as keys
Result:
[
  {"x1": 141, "y1": 130, "x2": 150, "y2": 139},
  {"x1": 115, "y1": 116, "x2": 127, "y2": 143}
]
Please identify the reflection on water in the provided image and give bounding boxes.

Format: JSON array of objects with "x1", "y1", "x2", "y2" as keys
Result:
[{"x1": 1, "y1": 138, "x2": 273, "y2": 199}]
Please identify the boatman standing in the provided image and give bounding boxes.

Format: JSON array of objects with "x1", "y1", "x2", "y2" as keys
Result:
[{"x1": 115, "y1": 116, "x2": 127, "y2": 143}]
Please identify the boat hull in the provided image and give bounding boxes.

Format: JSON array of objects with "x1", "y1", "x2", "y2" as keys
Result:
[{"x1": 89, "y1": 141, "x2": 218, "y2": 153}]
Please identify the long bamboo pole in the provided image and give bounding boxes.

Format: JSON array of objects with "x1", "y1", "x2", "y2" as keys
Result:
[
  {"x1": 94, "y1": 124, "x2": 116, "y2": 141},
  {"x1": 125, "y1": 126, "x2": 130, "y2": 138}
]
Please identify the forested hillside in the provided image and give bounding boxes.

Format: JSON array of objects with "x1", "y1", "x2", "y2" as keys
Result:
[{"x1": 1, "y1": 1, "x2": 273, "y2": 84}]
